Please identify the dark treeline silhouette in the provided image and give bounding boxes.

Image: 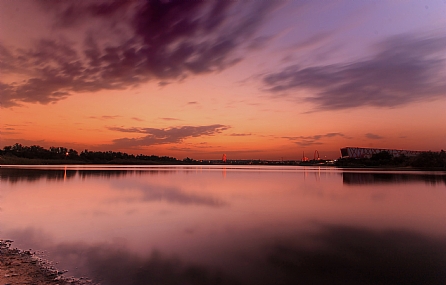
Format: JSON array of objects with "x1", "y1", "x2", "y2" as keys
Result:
[
  {"x1": 336, "y1": 150, "x2": 446, "y2": 169},
  {"x1": 0, "y1": 143, "x2": 181, "y2": 164},
  {"x1": 2, "y1": 144, "x2": 445, "y2": 168}
]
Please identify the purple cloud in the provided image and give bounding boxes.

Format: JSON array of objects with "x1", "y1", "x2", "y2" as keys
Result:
[
  {"x1": 1, "y1": 0, "x2": 280, "y2": 108},
  {"x1": 284, "y1": 133, "x2": 346, "y2": 147},
  {"x1": 88, "y1": 115, "x2": 121, "y2": 120},
  {"x1": 158, "y1": 81, "x2": 171, "y2": 87},
  {"x1": 43, "y1": 0, "x2": 133, "y2": 28},
  {"x1": 263, "y1": 35, "x2": 446, "y2": 110},
  {"x1": 108, "y1": 124, "x2": 230, "y2": 148},
  {"x1": 160, "y1": 117, "x2": 181, "y2": 121},
  {"x1": 365, "y1": 133, "x2": 384, "y2": 140}
]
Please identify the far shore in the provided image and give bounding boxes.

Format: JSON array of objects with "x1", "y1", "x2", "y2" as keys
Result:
[
  {"x1": 0, "y1": 154, "x2": 319, "y2": 166},
  {"x1": 2, "y1": 144, "x2": 445, "y2": 169},
  {"x1": 0, "y1": 155, "x2": 187, "y2": 165},
  {"x1": 1, "y1": 158, "x2": 445, "y2": 171}
]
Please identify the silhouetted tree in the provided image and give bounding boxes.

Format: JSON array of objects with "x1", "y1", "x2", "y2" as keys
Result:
[{"x1": 411, "y1": 151, "x2": 446, "y2": 168}]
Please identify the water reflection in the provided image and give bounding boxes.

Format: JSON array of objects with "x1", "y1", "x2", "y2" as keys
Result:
[
  {"x1": 264, "y1": 225, "x2": 446, "y2": 285},
  {"x1": 109, "y1": 180, "x2": 227, "y2": 207},
  {"x1": 1, "y1": 166, "x2": 445, "y2": 284},
  {"x1": 6, "y1": 225, "x2": 446, "y2": 285},
  {"x1": 0, "y1": 167, "x2": 175, "y2": 183},
  {"x1": 0, "y1": 167, "x2": 77, "y2": 183},
  {"x1": 343, "y1": 171, "x2": 446, "y2": 185}
]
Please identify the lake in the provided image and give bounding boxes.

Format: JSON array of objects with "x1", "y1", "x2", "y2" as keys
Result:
[{"x1": 1, "y1": 165, "x2": 445, "y2": 284}]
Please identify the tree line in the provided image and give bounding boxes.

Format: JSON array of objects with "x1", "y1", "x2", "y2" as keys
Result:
[
  {"x1": 335, "y1": 150, "x2": 446, "y2": 169},
  {"x1": 1, "y1": 143, "x2": 445, "y2": 168},
  {"x1": 0, "y1": 143, "x2": 180, "y2": 163}
]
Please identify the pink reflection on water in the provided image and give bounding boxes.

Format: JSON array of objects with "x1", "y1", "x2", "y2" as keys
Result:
[{"x1": 0, "y1": 166, "x2": 445, "y2": 283}]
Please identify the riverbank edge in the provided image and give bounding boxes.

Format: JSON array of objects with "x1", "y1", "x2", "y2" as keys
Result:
[
  {"x1": 0, "y1": 240, "x2": 93, "y2": 285},
  {"x1": 1, "y1": 162, "x2": 445, "y2": 172}
]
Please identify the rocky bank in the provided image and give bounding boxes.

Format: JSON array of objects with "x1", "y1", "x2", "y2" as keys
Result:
[{"x1": 0, "y1": 240, "x2": 92, "y2": 285}]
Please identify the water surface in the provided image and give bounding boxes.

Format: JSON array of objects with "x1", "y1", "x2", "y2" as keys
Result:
[{"x1": 1, "y1": 166, "x2": 445, "y2": 284}]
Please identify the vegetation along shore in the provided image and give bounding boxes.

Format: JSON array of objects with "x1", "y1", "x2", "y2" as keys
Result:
[{"x1": 0, "y1": 143, "x2": 445, "y2": 169}]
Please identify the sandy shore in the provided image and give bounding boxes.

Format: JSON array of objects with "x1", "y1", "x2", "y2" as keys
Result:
[{"x1": 0, "y1": 240, "x2": 92, "y2": 285}]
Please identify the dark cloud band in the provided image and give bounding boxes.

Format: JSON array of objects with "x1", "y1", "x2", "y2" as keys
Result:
[
  {"x1": 0, "y1": 0, "x2": 279, "y2": 108},
  {"x1": 284, "y1": 132, "x2": 346, "y2": 147},
  {"x1": 263, "y1": 35, "x2": 446, "y2": 111},
  {"x1": 109, "y1": 124, "x2": 230, "y2": 148}
]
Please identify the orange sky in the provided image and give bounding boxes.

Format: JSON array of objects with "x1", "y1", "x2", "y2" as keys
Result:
[{"x1": 1, "y1": 0, "x2": 445, "y2": 159}]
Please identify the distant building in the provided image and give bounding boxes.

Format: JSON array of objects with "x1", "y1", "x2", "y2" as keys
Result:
[{"x1": 340, "y1": 147, "x2": 424, "y2": 159}]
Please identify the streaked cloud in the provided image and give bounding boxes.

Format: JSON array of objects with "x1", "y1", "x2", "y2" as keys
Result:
[
  {"x1": 158, "y1": 81, "x2": 171, "y2": 87},
  {"x1": 288, "y1": 31, "x2": 332, "y2": 51},
  {"x1": 111, "y1": 181, "x2": 227, "y2": 207},
  {"x1": 263, "y1": 35, "x2": 446, "y2": 111},
  {"x1": 365, "y1": 133, "x2": 384, "y2": 140},
  {"x1": 109, "y1": 124, "x2": 230, "y2": 148},
  {"x1": 284, "y1": 133, "x2": 346, "y2": 147},
  {"x1": 160, "y1": 117, "x2": 181, "y2": 121},
  {"x1": 88, "y1": 115, "x2": 121, "y2": 120},
  {"x1": 1, "y1": 0, "x2": 280, "y2": 108},
  {"x1": 0, "y1": 127, "x2": 19, "y2": 136}
]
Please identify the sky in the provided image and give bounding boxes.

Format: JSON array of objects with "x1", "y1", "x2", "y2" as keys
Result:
[{"x1": 1, "y1": 0, "x2": 445, "y2": 160}]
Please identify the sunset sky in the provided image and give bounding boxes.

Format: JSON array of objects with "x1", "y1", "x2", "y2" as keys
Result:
[{"x1": 1, "y1": 0, "x2": 445, "y2": 160}]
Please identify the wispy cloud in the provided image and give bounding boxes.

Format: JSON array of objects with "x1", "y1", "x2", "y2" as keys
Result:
[
  {"x1": 288, "y1": 31, "x2": 332, "y2": 51},
  {"x1": 0, "y1": 127, "x2": 19, "y2": 135},
  {"x1": 1, "y1": 0, "x2": 281, "y2": 108},
  {"x1": 247, "y1": 35, "x2": 276, "y2": 51},
  {"x1": 108, "y1": 124, "x2": 230, "y2": 148},
  {"x1": 160, "y1": 117, "x2": 181, "y2": 121},
  {"x1": 111, "y1": 181, "x2": 227, "y2": 207},
  {"x1": 284, "y1": 133, "x2": 346, "y2": 147},
  {"x1": 158, "y1": 81, "x2": 171, "y2": 87},
  {"x1": 365, "y1": 133, "x2": 384, "y2": 140},
  {"x1": 263, "y1": 34, "x2": 446, "y2": 111},
  {"x1": 88, "y1": 115, "x2": 121, "y2": 120}
]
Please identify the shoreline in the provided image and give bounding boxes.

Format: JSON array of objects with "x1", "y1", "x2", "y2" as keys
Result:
[
  {"x1": 1, "y1": 164, "x2": 445, "y2": 172},
  {"x1": 0, "y1": 240, "x2": 92, "y2": 285}
]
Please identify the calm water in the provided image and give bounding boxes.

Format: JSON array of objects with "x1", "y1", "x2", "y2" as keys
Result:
[{"x1": 1, "y1": 165, "x2": 445, "y2": 284}]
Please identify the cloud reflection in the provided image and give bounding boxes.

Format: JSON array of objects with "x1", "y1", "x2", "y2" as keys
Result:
[
  {"x1": 54, "y1": 243, "x2": 239, "y2": 285},
  {"x1": 0, "y1": 168, "x2": 226, "y2": 207},
  {"x1": 265, "y1": 225, "x2": 446, "y2": 285},
  {"x1": 7, "y1": 225, "x2": 446, "y2": 285},
  {"x1": 110, "y1": 180, "x2": 227, "y2": 207}
]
